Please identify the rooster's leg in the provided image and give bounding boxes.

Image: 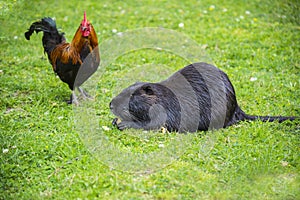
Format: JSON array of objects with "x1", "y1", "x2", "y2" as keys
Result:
[
  {"x1": 78, "y1": 87, "x2": 92, "y2": 99},
  {"x1": 67, "y1": 91, "x2": 79, "y2": 105}
]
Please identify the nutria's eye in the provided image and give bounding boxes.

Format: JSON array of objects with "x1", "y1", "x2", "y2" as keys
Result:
[{"x1": 143, "y1": 86, "x2": 154, "y2": 95}]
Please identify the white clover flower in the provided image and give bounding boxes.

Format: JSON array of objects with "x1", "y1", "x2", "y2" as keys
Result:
[
  {"x1": 178, "y1": 22, "x2": 184, "y2": 28},
  {"x1": 3, "y1": 149, "x2": 9, "y2": 154},
  {"x1": 102, "y1": 126, "x2": 111, "y2": 131},
  {"x1": 281, "y1": 161, "x2": 288, "y2": 167}
]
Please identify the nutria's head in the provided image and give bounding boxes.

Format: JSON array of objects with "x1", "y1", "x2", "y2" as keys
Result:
[
  {"x1": 110, "y1": 82, "x2": 181, "y2": 131},
  {"x1": 110, "y1": 82, "x2": 146, "y2": 122}
]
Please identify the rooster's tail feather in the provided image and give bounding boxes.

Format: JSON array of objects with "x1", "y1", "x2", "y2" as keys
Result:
[
  {"x1": 25, "y1": 17, "x2": 57, "y2": 40},
  {"x1": 25, "y1": 18, "x2": 65, "y2": 54}
]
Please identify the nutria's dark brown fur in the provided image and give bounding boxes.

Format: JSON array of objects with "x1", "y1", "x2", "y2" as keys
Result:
[{"x1": 110, "y1": 62, "x2": 296, "y2": 132}]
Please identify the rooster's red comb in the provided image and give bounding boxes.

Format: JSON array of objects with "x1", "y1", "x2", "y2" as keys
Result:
[
  {"x1": 81, "y1": 11, "x2": 89, "y2": 27},
  {"x1": 83, "y1": 11, "x2": 87, "y2": 23}
]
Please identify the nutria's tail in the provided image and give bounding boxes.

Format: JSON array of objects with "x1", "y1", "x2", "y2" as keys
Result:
[
  {"x1": 228, "y1": 106, "x2": 297, "y2": 126},
  {"x1": 243, "y1": 114, "x2": 296, "y2": 123}
]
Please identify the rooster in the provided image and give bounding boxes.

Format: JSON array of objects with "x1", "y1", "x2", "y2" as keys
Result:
[{"x1": 25, "y1": 11, "x2": 100, "y2": 104}]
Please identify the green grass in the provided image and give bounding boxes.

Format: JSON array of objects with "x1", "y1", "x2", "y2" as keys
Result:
[{"x1": 1, "y1": 0, "x2": 299, "y2": 199}]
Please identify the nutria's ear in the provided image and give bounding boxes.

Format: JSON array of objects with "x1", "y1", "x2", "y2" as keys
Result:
[{"x1": 142, "y1": 85, "x2": 154, "y2": 95}]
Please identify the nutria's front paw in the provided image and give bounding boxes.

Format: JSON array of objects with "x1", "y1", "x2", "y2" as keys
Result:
[
  {"x1": 112, "y1": 118, "x2": 121, "y2": 126},
  {"x1": 112, "y1": 118, "x2": 128, "y2": 130},
  {"x1": 160, "y1": 126, "x2": 168, "y2": 133},
  {"x1": 116, "y1": 121, "x2": 129, "y2": 130}
]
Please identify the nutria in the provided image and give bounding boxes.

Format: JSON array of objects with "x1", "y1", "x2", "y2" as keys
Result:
[{"x1": 110, "y1": 62, "x2": 296, "y2": 132}]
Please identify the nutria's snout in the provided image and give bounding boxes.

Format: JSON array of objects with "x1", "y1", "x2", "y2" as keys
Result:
[{"x1": 109, "y1": 101, "x2": 113, "y2": 110}]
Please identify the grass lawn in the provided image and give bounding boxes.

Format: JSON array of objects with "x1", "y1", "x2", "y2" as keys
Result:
[{"x1": 0, "y1": 0, "x2": 299, "y2": 199}]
